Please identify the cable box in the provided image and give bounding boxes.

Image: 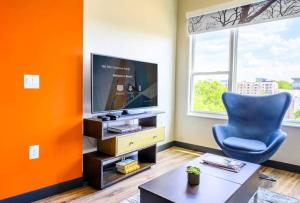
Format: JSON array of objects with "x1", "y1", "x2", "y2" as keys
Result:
[{"x1": 108, "y1": 124, "x2": 142, "y2": 133}]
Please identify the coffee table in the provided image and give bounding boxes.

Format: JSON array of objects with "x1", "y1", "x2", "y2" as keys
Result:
[{"x1": 139, "y1": 153, "x2": 261, "y2": 203}]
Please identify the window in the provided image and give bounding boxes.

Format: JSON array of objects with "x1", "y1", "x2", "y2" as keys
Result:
[
  {"x1": 190, "y1": 29, "x2": 232, "y2": 113},
  {"x1": 189, "y1": 17, "x2": 300, "y2": 122}
]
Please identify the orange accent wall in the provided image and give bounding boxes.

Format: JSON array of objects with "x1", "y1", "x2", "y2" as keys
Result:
[{"x1": 0, "y1": 0, "x2": 83, "y2": 199}]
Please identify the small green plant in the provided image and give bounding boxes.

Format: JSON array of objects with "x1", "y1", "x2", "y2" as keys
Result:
[{"x1": 186, "y1": 166, "x2": 201, "y2": 175}]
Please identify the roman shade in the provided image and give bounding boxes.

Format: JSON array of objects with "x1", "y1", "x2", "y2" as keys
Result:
[{"x1": 188, "y1": 0, "x2": 300, "y2": 34}]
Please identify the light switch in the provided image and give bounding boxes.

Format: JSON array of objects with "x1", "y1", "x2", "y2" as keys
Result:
[
  {"x1": 29, "y1": 145, "x2": 39, "y2": 160},
  {"x1": 24, "y1": 74, "x2": 39, "y2": 89}
]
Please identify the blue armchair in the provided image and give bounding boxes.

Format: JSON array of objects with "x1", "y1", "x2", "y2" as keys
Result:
[{"x1": 213, "y1": 92, "x2": 291, "y2": 164}]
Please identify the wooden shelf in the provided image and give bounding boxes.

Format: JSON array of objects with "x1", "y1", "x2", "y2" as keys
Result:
[
  {"x1": 102, "y1": 162, "x2": 154, "y2": 188},
  {"x1": 84, "y1": 111, "x2": 163, "y2": 140},
  {"x1": 100, "y1": 111, "x2": 164, "y2": 123},
  {"x1": 83, "y1": 145, "x2": 157, "y2": 189},
  {"x1": 83, "y1": 151, "x2": 114, "y2": 161}
]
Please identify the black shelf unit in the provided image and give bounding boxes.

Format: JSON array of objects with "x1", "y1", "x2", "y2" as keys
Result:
[
  {"x1": 83, "y1": 111, "x2": 164, "y2": 189},
  {"x1": 83, "y1": 145, "x2": 156, "y2": 189}
]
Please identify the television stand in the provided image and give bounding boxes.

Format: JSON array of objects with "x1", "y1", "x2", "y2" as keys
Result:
[
  {"x1": 122, "y1": 109, "x2": 145, "y2": 115},
  {"x1": 83, "y1": 111, "x2": 165, "y2": 189}
]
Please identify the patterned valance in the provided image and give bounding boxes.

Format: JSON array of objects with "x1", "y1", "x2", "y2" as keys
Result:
[{"x1": 188, "y1": 0, "x2": 300, "y2": 34}]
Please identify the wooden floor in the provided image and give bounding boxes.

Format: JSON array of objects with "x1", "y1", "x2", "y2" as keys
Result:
[{"x1": 36, "y1": 147, "x2": 300, "y2": 203}]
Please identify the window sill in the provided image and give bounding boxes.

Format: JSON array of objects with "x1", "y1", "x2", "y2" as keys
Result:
[
  {"x1": 188, "y1": 111, "x2": 227, "y2": 120},
  {"x1": 187, "y1": 111, "x2": 300, "y2": 128}
]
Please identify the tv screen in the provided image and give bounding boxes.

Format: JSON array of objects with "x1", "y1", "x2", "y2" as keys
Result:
[{"x1": 91, "y1": 54, "x2": 158, "y2": 113}]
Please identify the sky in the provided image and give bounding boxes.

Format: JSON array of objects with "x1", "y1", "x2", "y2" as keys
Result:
[{"x1": 193, "y1": 17, "x2": 300, "y2": 83}]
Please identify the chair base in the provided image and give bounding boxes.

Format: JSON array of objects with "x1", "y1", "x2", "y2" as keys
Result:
[{"x1": 259, "y1": 173, "x2": 276, "y2": 182}]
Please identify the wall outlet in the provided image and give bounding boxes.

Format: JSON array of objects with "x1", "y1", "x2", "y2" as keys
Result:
[
  {"x1": 24, "y1": 74, "x2": 40, "y2": 89},
  {"x1": 29, "y1": 145, "x2": 39, "y2": 160}
]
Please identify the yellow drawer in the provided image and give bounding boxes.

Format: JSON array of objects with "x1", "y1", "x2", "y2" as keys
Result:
[
  {"x1": 116, "y1": 127, "x2": 165, "y2": 156},
  {"x1": 97, "y1": 127, "x2": 165, "y2": 156},
  {"x1": 143, "y1": 127, "x2": 165, "y2": 145}
]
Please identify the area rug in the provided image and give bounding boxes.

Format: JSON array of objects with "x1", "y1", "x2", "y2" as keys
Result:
[{"x1": 121, "y1": 187, "x2": 300, "y2": 203}]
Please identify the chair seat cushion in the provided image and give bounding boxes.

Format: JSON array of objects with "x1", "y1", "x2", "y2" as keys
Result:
[{"x1": 223, "y1": 137, "x2": 267, "y2": 152}]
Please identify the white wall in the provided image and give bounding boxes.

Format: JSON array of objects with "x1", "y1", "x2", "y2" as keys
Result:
[
  {"x1": 175, "y1": 0, "x2": 300, "y2": 165},
  {"x1": 83, "y1": 0, "x2": 178, "y2": 152},
  {"x1": 82, "y1": 0, "x2": 300, "y2": 165}
]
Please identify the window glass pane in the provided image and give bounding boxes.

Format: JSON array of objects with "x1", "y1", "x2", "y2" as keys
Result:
[
  {"x1": 193, "y1": 29, "x2": 230, "y2": 72},
  {"x1": 192, "y1": 74, "x2": 228, "y2": 113},
  {"x1": 236, "y1": 17, "x2": 300, "y2": 120}
]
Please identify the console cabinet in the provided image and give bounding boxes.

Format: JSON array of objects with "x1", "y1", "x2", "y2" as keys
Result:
[{"x1": 83, "y1": 112, "x2": 165, "y2": 189}]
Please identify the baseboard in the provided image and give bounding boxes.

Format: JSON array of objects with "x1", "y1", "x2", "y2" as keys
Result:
[
  {"x1": 263, "y1": 160, "x2": 300, "y2": 174},
  {"x1": 173, "y1": 141, "x2": 225, "y2": 156},
  {"x1": 157, "y1": 141, "x2": 175, "y2": 152},
  {"x1": 1, "y1": 177, "x2": 83, "y2": 203},
  {"x1": 171, "y1": 141, "x2": 300, "y2": 174}
]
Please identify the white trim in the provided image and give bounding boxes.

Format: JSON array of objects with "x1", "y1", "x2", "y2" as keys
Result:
[
  {"x1": 188, "y1": 111, "x2": 227, "y2": 120},
  {"x1": 186, "y1": 0, "x2": 265, "y2": 19},
  {"x1": 188, "y1": 111, "x2": 300, "y2": 128},
  {"x1": 231, "y1": 29, "x2": 239, "y2": 92},
  {"x1": 187, "y1": 36, "x2": 194, "y2": 114},
  {"x1": 228, "y1": 30, "x2": 235, "y2": 92},
  {"x1": 191, "y1": 71, "x2": 229, "y2": 76},
  {"x1": 282, "y1": 120, "x2": 300, "y2": 128}
]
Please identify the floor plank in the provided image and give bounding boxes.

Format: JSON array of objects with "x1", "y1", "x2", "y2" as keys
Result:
[{"x1": 36, "y1": 147, "x2": 300, "y2": 203}]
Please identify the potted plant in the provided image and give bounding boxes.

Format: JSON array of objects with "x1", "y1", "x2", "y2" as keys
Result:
[{"x1": 186, "y1": 166, "x2": 201, "y2": 185}]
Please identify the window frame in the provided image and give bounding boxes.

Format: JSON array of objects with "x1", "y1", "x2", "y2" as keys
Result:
[
  {"x1": 187, "y1": 27, "x2": 300, "y2": 127},
  {"x1": 188, "y1": 29, "x2": 238, "y2": 116}
]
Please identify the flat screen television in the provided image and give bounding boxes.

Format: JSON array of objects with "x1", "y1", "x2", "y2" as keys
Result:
[{"x1": 91, "y1": 54, "x2": 158, "y2": 114}]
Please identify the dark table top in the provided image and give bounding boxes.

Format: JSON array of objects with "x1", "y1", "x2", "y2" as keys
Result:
[{"x1": 139, "y1": 153, "x2": 261, "y2": 203}]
